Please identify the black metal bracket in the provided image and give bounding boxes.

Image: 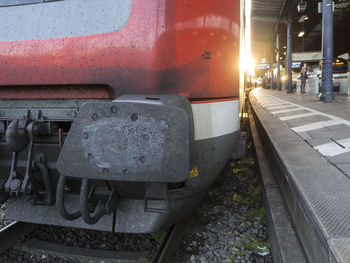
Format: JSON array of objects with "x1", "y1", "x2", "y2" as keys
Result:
[
  {"x1": 33, "y1": 154, "x2": 53, "y2": 205},
  {"x1": 144, "y1": 183, "x2": 170, "y2": 214},
  {"x1": 104, "y1": 189, "x2": 118, "y2": 214},
  {"x1": 4, "y1": 152, "x2": 21, "y2": 196},
  {"x1": 20, "y1": 122, "x2": 37, "y2": 194},
  {"x1": 4, "y1": 120, "x2": 53, "y2": 203}
]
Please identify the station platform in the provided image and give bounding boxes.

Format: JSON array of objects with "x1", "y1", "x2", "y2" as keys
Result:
[{"x1": 249, "y1": 88, "x2": 350, "y2": 263}]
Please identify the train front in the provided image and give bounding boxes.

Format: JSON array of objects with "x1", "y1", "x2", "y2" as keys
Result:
[{"x1": 0, "y1": 0, "x2": 241, "y2": 233}]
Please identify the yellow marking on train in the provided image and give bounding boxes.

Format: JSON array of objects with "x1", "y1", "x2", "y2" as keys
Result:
[
  {"x1": 233, "y1": 168, "x2": 240, "y2": 174},
  {"x1": 232, "y1": 193, "x2": 241, "y2": 202},
  {"x1": 189, "y1": 166, "x2": 199, "y2": 178}
]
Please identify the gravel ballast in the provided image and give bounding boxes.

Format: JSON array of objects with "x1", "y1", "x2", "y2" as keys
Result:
[
  {"x1": 172, "y1": 120, "x2": 272, "y2": 263},
  {"x1": 0, "y1": 225, "x2": 160, "y2": 263},
  {"x1": 0, "y1": 203, "x2": 12, "y2": 229},
  {"x1": 28, "y1": 225, "x2": 159, "y2": 253},
  {"x1": 0, "y1": 214, "x2": 160, "y2": 262},
  {"x1": 0, "y1": 118, "x2": 271, "y2": 263}
]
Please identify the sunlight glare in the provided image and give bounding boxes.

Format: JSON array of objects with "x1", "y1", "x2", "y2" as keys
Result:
[{"x1": 239, "y1": 0, "x2": 255, "y2": 76}]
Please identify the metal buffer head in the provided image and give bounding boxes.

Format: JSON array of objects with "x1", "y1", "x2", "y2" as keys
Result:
[
  {"x1": 56, "y1": 94, "x2": 193, "y2": 225},
  {"x1": 6, "y1": 119, "x2": 29, "y2": 153}
]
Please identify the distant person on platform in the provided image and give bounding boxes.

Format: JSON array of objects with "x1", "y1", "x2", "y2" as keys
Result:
[{"x1": 300, "y1": 64, "x2": 308, "y2": 93}]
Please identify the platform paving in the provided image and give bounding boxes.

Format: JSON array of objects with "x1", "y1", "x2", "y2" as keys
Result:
[
  {"x1": 250, "y1": 88, "x2": 350, "y2": 263},
  {"x1": 253, "y1": 89, "x2": 350, "y2": 177}
]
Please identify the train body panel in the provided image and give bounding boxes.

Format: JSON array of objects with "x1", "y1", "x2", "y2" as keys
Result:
[
  {"x1": 0, "y1": 0, "x2": 241, "y2": 232},
  {"x1": 0, "y1": 0, "x2": 240, "y2": 99}
]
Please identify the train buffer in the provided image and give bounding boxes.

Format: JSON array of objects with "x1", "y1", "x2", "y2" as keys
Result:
[{"x1": 250, "y1": 88, "x2": 350, "y2": 263}]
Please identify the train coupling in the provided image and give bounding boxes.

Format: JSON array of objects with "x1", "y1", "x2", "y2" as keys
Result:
[
  {"x1": 55, "y1": 94, "x2": 194, "y2": 224},
  {"x1": 4, "y1": 119, "x2": 56, "y2": 205}
]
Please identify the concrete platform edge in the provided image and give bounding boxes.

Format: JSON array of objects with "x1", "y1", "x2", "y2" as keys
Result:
[
  {"x1": 249, "y1": 93, "x2": 344, "y2": 263},
  {"x1": 249, "y1": 105, "x2": 308, "y2": 263}
]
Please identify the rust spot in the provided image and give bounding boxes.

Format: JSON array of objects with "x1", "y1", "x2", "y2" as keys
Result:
[{"x1": 201, "y1": 51, "x2": 211, "y2": 60}]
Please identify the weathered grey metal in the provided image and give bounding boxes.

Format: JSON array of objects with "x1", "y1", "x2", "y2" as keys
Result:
[
  {"x1": 5, "y1": 131, "x2": 239, "y2": 233},
  {"x1": 79, "y1": 178, "x2": 114, "y2": 225},
  {"x1": 56, "y1": 175, "x2": 82, "y2": 221},
  {"x1": 0, "y1": 99, "x2": 105, "y2": 121},
  {"x1": 5, "y1": 119, "x2": 29, "y2": 153},
  {"x1": 57, "y1": 94, "x2": 192, "y2": 183},
  {"x1": 144, "y1": 182, "x2": 169, "y2": 214},
  {"x1": 6, "y1": 195, "x2": 116, "y2": 232},
  {"x1": 320, "y1": 0, "x2": 334, "y2": 102},
  {"x1": 230, "y1": 131, "x2": 246, "y2": 159}
]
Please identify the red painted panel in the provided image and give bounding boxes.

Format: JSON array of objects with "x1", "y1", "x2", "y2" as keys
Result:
[
  {"x1": 0, "y1": 86, "x2": 111, "y2": 99},
  {"x1": 0, "y1": 0, "x2": 240, "y2": 99}
]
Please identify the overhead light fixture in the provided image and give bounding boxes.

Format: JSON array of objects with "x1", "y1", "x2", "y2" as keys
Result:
[
  {"x1": 280, "y1": 57, "x2": 283, "y2": 60},
  {"x1": 299, "y1": 15, "x2": 309, "y2": 22},
  {"x1": 283, "y1": 46, "x2": 287, "y2": 49},
  {"x1": 297, "y1": 1, "x2": 307, "y2": 13},
  {"x1": 284, "y1": 52, "x2": 286, "y2": 55},
  {"x1": 298, "y1": 31, "x2": 305, "y2": 37}
]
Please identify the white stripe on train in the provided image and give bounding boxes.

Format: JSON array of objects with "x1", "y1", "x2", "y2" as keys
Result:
[{"x1": 191, "y1": 99, "x2": 239, "y2": 141}]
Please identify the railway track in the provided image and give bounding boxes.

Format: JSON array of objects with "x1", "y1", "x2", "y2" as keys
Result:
[
  {"x1": 0, "y1": 221, "x2": 38, "y2": 254},
  {"x1": 0, "y1": 220, "x2": 184, "y2": 263}
]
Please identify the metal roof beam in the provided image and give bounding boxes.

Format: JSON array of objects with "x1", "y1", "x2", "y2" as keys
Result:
[{"x1": 251, "y1": 16, "x2": 280, "y2": 23}]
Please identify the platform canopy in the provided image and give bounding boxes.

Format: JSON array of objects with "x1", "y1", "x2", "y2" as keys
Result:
[
  {"x1": 251, "y1": 0, "x2": 288, "y2": 61},
  {"x1": 251, "y1": 0, "x2": 350, "y2": 63}
]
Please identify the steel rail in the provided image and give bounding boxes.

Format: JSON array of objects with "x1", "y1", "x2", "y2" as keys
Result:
[
  {"x1": 0, "y1": 221, "x2": 38, "y2": 254},
  {"x1": 152, "y1": 219, "x2": 185, "y2": 263},
  {"x1": 6, "y1": 221, "x2": 184, "y2": 263}
]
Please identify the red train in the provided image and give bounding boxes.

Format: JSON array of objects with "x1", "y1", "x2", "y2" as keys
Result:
[{"x1": 0, "y1": 0, "x2": 241, "y2": 233}]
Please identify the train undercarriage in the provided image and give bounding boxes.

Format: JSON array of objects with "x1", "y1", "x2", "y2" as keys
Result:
[{"x1": 0, "y1": 94, "x2": 239, "y2": 233}]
